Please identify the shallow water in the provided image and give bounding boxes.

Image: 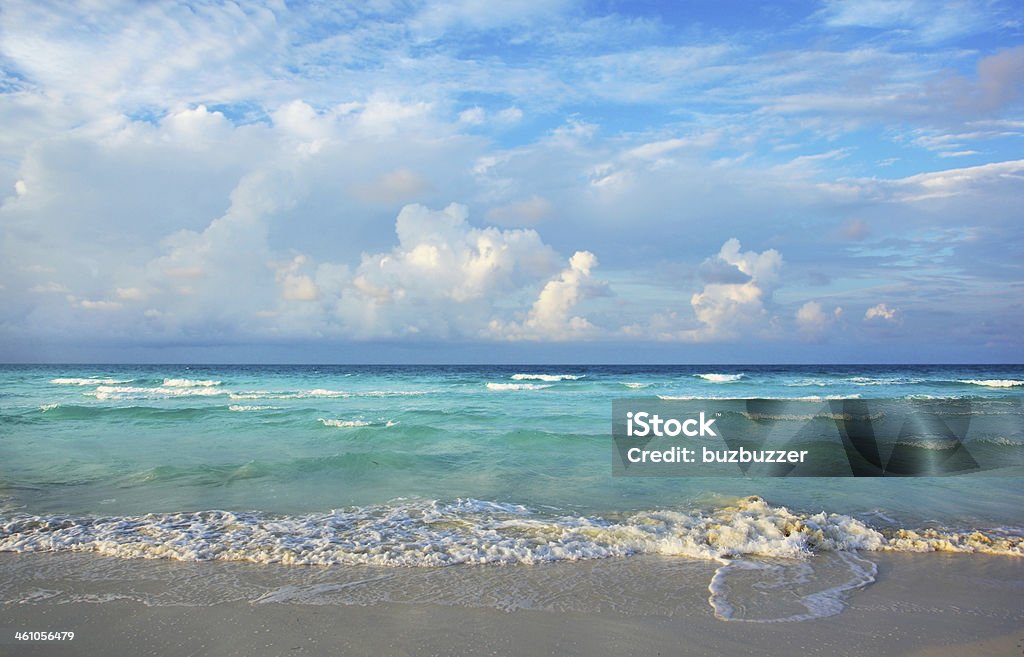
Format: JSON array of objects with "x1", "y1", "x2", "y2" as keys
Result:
[{"x1": 1, "y1": 364, "x2": 1021, "y2": 574}]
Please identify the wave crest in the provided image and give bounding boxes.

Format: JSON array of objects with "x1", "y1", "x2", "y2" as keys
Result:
[
  {"x1": 486, "y1": 383, "x2": 553, "y2": 391},
  {"x1": 960, "y1": 379, "x2": 1024, "y2": 388},
  {"x1": 696, "y1": 373, "x2": 744, "y2": 383},
  {"x1": 510, "y1": 374, "x2": 584, "y2": 381},
  {"x1": 318, "y1": 418, "x2": 372, "y2": 428},
  {"x1": 162, "y1": 378, "x2": 222, "y2": 387}
]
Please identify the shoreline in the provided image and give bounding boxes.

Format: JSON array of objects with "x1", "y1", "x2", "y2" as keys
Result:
[{"x1": 2, "y1": 551, "x2": 1020, "y2": 657}]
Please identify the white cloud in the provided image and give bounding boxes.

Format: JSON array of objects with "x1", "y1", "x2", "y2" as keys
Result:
[
  {"x1": 819, "y1": 0, "x2": 999, "y2": 42},
  {"x1": 355, "y1": 98, "x2": 434, "y2": 137},
  {"x1": 78, "y1": 299, "x2": 122, "y2": 311},
  {"x1": 689, "y1": 282, "x2": 766, "y2": 340},
  {"x1": 685, "y1": 239, "x2": 783, "y2": 340},
  {"x1": 865, "y1": 303, "x2": 899, "y2": 321},
  {"x1": 488, "y1": 251, "x2": 603, "y2": 341},
  {"x1": 409, "y1": 0, "x2": 570, "y2": 39},
  {"x1": 275, "y1": 256, "x2": 319, "y2": 302},
  {"x1": 821, "y1": 159, "x2": 1024, "y2": 202},
  {"x1": 115, "y1": 287, "x2": 148, "y2": 301},
  {"x1": 796, "y1": 301, "x2": 843, "y2": 337},
  {"x1": 495, "y1": 107, "x2": 524, "y2": 124},
  {"x1": 1, "y1": 2, "x2": 1021, "y2": 358},
  {"x1": 281, "y1": 277, "x2": 318, "y2": 302},
  {"x1": 327, "y1": 203, "x2": 564, "y2": 338},
  {"x1": 30, "y1": 281, "x2": 68, "y2": 294},
  {"x1": 458, "y1": 107, "x2": 486, "y2": 125},
  {"x1": 717, "y1": 238, "x2": 783, "y2": 287},
  {"x1": 625, "y1": 132, "x2": 720, "y2": 162},
  {"x1": 636, "y1": 239, "x2": 784, "y2": 342}
]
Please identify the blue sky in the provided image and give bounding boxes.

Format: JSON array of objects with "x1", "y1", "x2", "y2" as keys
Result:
[{"x1": 0, "y1": 0, "x2": 1022, "y2": 363}]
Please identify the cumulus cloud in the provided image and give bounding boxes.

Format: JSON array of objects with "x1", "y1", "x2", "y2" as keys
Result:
[
  {"x1": 634, "y1": 239, "x2": 785, "y2": 342},
  {"x1": 325, "y1": 203, "x2": 564, "y2": 339},
  {"x1": 274, "y1": 255, "x2": 319, "y2": 302},
  {"x1": 681, "y1": 239, "x2": 783, "y2": 340},
  {"x1": 33, "y1": 200, "x2": 586, "y2": 342},
  {"x1": 142, "y1": 168, "x2": 292, "y2": 322},
  {"x1": 1, "y1": 2, "x2": 1022, "y2": 359},
  {"x1": 865, "y1": 303, "x2": 899, "y2": 321},
  {"x1": 488, "y1": 251, "x2": 603, "y2": 341},
  {"x1": 115, "y1": 287, "x2": 148, "y2": 301},
  {"x1": 796, "y1": 301, "x2": 843, "y2": 338}
]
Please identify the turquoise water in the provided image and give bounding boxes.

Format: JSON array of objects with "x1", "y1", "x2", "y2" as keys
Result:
[{"x1": 1, "y1": 364, "x2": 1022, "y2": 569}]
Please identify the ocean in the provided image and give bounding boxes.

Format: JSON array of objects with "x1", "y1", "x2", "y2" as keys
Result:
[{"x1": 1, "y1": 364, "x2": 1022, "y2": 621}]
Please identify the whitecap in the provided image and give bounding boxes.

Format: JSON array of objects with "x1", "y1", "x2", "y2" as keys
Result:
[
  {"x1": 977, "y1": 436, "x2": 1024, "y2": 446},
  {"x1": 91, "y1": 385, "x2": 226, "y2": 400},
  {"x1": 959, "y1": 379, "x2": 1024, "y2": 388},
  {"x1": 486, "y1": 383, "x2": 553, "y2": 391},
  {"x1": 696, "y1": 373, "x2": 744, "y2": 383},
  {"x1": 162, "y1": 378, "x2": 221, "y2": 387},
  {"x1": 510, "y1": 374, "x2": 584, "y2": 382},
  {"x1": 318, "y1": 418, "x2": 371, "y2": 428}
]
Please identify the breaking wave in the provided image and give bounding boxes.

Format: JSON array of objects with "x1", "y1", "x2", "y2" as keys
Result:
[
  {"x1": 696, "y1": 373, "x2": 745, "y2": 383},
  {"x1": 510, "y1": 374, "x2": 584, "y2": 382},
  {"x1": 1, "y1": 496, "x2": 1018, "y2": 569},
  {"x1": 960, "y1": 379, "x2": 1024, "y2": 388},
  {"x1": 486, "y1": 383, "x2": 553, "y2": 391}
]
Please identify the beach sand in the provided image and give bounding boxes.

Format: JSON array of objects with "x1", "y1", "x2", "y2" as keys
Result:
[{"x1": 1, "y1": 551, "x2": 1021, "y2": 657}]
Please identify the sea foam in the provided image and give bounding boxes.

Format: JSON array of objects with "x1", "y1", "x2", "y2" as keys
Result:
[
  {"x1": 92, "y1": 385, "x2": 226, "y2": 400},
  {"x1": 318, "y1": 418, "x2": 372, "y2": 428},
  {"x1": 1, "y1": 496, "x2": 1018, "y2": 569}
]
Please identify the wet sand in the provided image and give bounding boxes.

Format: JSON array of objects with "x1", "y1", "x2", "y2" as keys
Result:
[{"x1": 1, "y1": 551, "x2": 1021, "y2": 657}]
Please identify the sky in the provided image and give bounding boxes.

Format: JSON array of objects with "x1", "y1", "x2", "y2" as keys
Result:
[{"x1": 0, "y1": 0, "x2": 1022, "y2": 363}]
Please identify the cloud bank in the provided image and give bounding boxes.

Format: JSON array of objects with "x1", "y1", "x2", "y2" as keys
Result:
[{"x1": 1, "y1": 1, "x2": 1022, "y2": 360}]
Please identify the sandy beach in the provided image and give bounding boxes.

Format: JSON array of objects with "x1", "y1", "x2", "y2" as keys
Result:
[
  {"x1": 2, "y1": 551, "x2": 1020, "y2": 657},
  {"x1": 4, "y1": 0, "x2": 1024, "y2": 651}
]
